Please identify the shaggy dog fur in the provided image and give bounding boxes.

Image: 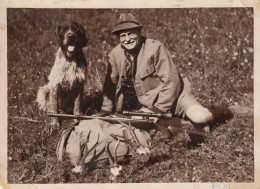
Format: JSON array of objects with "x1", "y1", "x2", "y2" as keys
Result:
[{"x1": 36, "y1": 22, "x2": 88, "y2": 126}]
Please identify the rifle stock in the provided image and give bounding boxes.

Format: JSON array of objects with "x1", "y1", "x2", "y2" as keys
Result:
[{"x1": 156, "y1": 118, "x2": 207, "y2": 137}]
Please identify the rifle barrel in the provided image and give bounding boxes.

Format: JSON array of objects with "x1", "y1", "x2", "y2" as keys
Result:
[
  {"x1": 47, "y1": 113, "x2": 152, "y2": 126},
  {"x1": 122, "y1": 111, "x2": 172, "y2": 118}
]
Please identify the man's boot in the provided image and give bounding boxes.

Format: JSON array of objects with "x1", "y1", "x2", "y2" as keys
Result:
[
  {"x1": 202, "y1": 105, "x2": 233, "y2": 133},
  {"x1": 207, "y1": 105, "x2": 233, "y2": 124}
]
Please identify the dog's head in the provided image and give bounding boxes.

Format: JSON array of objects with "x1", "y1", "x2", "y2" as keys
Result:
[{"x1": 55, "y1": 22, "x2": 88, "y2": 59}]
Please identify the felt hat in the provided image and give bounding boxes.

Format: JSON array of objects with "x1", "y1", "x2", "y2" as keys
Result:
[{"x1": 112, "y1": 13, "x2": 143, "y2": 34}]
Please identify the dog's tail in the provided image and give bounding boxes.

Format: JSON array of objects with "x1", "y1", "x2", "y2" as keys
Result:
[{"x1": 36, "y1": 85, "x2": 50, "y2": 111}]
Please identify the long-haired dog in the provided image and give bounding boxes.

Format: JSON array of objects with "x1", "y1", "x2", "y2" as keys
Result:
[{"x1": 36, "y1": 22, "x2": 88, "y2": 126}]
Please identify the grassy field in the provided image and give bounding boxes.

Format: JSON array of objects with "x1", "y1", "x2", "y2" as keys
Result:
[{"x1": 7, "y1": 8, "x2": 254, "y2": 183}]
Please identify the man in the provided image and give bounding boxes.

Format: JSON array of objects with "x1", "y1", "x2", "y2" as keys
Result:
[{"x1": 100, "y1": 13, "x2": 226, "y2": 131}]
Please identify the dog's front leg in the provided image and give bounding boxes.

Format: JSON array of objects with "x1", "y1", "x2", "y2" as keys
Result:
[
  {"x1": 49, "y1": 85, "x2": 59, "y2": 126},
  {"x1": 73, "y1": 93, "x2": 82, "y2": 123}
]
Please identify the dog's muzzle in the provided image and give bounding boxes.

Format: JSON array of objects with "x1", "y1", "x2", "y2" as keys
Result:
[
  {"x1": 67, "y1": 35, "x2": 77, "y2": 52},
  {"x1": 62, "y1": 30, "x2": 81, "y2": 59}
]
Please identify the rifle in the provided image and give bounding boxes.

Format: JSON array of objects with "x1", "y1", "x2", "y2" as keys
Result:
[
  {"x1": 48, "y1": 112, "x2": 207, "y2": 138},
  {"x1": 48, "y1": 113, "x2": 152, "y2": 126},
  {"x1": 123, "y1": 111, "x2": 207, "y2": 137}
]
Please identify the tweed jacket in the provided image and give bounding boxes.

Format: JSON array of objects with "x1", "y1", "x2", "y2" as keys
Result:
[{"x1": 101, "y1": 37, "x2": 189, "y2": 113}]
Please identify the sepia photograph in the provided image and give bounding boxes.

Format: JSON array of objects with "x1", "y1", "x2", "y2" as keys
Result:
[{"x1": 1, "y1": 0, "x2": 259, "y2": 188}]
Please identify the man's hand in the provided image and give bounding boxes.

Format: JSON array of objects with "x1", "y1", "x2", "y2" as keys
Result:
[
  {"x1": 96, "y1": 110, "x2": 111, "y2": 117},
  {"x1": 130, "y1": 107, "x2": 160, "y2": 122}
]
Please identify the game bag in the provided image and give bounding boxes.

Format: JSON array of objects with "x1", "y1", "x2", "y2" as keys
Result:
[{"x1": 56, "y1": 118, "x2": 151, "y2": 166}]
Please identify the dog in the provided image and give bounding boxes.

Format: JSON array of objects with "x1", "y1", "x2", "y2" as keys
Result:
[{"x1": 36, "y1": 21, "x2": 88, "y2": 126}]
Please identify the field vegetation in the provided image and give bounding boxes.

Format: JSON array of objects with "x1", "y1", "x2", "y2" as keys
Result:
[{"x1": 7, "y1": 8, "x2": 254, "y2": 183}]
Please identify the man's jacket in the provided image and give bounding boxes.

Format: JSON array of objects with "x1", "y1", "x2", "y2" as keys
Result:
[{"x1": 101, "y1": 37, "x2": 191, "y2": 113}]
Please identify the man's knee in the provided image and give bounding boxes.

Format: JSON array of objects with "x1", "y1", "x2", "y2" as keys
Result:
[{"x1": 186, "y1": 105, "x2": 213, "y2": 124}]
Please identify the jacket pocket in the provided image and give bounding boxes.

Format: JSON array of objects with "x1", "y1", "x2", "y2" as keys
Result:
[
  {"x1": 135, "y1": 82, "x2": 145, "y2": 96},
  {"x1": 139, "y1": 64, "x2": 155, "y2": 79}
]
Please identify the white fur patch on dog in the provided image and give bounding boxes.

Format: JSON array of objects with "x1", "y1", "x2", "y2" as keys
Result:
[
  {"x1": 36, "y1": 85, "x2": 50, "y2": 112},
  {"x1": 48, "y1": 48, "x2": 86, "y2": 89}
]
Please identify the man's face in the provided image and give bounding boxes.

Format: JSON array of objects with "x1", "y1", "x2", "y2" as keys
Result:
[{"x1": 119, "y1": 28, "x2": 141, "y2": 51}]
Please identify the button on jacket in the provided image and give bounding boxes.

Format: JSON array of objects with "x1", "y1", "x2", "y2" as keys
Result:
[{"x1": 101, "y1": 37, "x2": 191, "y2": 113}]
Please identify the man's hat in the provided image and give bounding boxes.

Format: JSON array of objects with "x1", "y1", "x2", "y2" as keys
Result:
[{"x1": 112, "y1": 13, "x2": 143, "y2": 34}]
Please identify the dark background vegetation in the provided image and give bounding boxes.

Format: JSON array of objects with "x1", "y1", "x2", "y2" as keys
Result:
[{"x1": 7, "y1": 8, "x2": 254, "y2": 183}]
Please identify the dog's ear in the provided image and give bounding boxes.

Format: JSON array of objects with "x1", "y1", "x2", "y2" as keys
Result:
[
  {"x1": 55, "y1": 25, "x2": 65, "y2": 46},
  {"x1": 71, "y1": 22, "x2": 88, "y2": 47}
]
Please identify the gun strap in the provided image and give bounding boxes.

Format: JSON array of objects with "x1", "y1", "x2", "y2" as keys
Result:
[{"x1": 56, "y1": 122, "x2": 80, "y2": 161}]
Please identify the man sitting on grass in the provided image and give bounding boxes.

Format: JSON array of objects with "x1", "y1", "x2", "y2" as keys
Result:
[{"x1": 100, "y1": 12, "x2": 229, "y2": 133}]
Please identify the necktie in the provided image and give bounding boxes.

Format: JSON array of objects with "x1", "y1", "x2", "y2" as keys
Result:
[{"x1": 126, "y1": 53, "x2": 136, "y2": 82}]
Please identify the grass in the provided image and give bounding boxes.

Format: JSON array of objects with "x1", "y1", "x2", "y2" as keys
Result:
[{"x1": 7, "y1": 8, "x2": 253, "y2": 183}]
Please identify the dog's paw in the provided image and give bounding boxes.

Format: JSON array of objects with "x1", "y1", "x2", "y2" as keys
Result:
[
  {"x1": 50, "y1": 118, "x2": 60, "y2": 130},
  {"x1": 50, "y1": 118, "x2": 59, "y2": 126},
  {"x1": 72, "y1": 112, "x2": 81, "y2": 124},
  {"x1": 48, "y1": 119, "x2": 60, "y2": 135},
  {"x1": 73, "y1": 119, "x2": 80, "y2": 124}
]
